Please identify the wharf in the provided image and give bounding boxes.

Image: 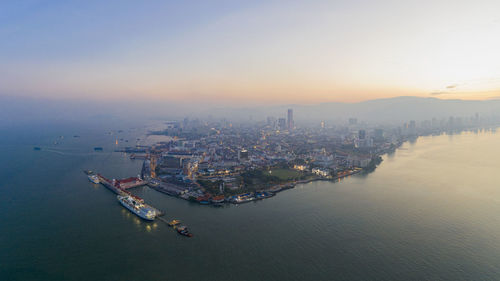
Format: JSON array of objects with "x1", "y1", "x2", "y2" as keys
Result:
[
  {"x1": 149, "y1": 182, "x2": 187, "y2": 196},
  {"x1": 94, "y1": 173, "x2": 163, "y2": 220},
  {"x1": 97, "y1": 174, "x2": 126, "y2": 195}
]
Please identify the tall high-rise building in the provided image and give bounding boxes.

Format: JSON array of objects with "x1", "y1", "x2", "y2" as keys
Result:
[
  {"x1": 358, "y1": 129, "x2": 366, "y2": 140},
  {"x1": 278, "y1": 118, "x2": 287, "y2": 131},
  {"x1": 287, "y1": 109, "x2": 294, "y2": 130},
  {"x1": 238, "y1": 149, "x2": 249, "y2": 161}
]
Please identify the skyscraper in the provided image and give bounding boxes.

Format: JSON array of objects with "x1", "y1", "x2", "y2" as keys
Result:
[
  {"x1": 287, "y1": 109, "x2": 294, "y2": 130},
  {"x1": 358, "y1": 129, "x2": 366, "y2": 140},
  {"x1": 278, "y1": 118, "x2": 287, "y2": 131}
]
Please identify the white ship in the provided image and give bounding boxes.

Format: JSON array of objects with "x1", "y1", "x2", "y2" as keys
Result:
[{"x1": 117, "y1": 195, "x2": 156, "y2": 221}]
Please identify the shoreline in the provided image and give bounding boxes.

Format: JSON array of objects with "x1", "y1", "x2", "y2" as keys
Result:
[
  {"x1": 144, "y1": 167, "x2": 366, "y2": 206},
  {"x1": 133, "y1": 126, "x2": 495, "y2": 206}
]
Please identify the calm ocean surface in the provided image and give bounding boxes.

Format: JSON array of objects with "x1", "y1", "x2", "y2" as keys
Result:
[{"x1": 1, "y1": 122, "x2": 500, "y2": 281}]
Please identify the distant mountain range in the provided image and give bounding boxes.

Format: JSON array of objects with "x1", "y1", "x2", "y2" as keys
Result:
[
  {"x1": 2, "y1": 95, "x2": 500, "y2": 126},
  {"x1": 210, "y1": 96, "x2": 500, "y2": 124}
]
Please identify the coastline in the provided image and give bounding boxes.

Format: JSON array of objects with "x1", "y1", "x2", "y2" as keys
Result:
[
  {"x1": 134, "y1": 126, "x2": 495, "y2": 206},
  {"x1": 144, "y1": 167, "x2": 366, "y2": 206}
]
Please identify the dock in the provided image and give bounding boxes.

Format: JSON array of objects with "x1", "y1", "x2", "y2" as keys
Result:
[{"x1": 95, "y1": 173, "x2": 164, "y2": 220}]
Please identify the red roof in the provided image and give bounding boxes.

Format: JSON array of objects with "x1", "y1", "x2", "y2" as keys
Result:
[{"x1": 117, "y1": 177, "x2": 140, "y2": 184}]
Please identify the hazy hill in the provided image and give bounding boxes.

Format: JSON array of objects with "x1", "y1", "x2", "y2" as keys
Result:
[
  {"x1": 2, "y1": 96, "x2": 500, "y2": 126},
  {"x1": 211, "y1": 96, "x2": 500, "y2": 124}
]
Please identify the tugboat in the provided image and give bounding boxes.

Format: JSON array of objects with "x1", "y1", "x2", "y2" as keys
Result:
[
  {"x1": 176, "y1": 226, "x2": 193, "y2": 237},
  {"x1": 168, "y1": 219, "x2": 181, "y2": 227}
]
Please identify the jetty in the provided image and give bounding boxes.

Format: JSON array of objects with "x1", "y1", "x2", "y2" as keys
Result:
[{"x1": 94, "y1": 173, "x2": 163, "y2": 219}]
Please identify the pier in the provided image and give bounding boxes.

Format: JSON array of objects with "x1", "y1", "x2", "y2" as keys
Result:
[{"x1": 95, "y1": 173, "x2": 164, "y2": 220}]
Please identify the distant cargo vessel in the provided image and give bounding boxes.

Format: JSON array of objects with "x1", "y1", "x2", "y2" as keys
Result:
[{"x1": 117, "y1": 195, "x2": 156, "y2": 221}]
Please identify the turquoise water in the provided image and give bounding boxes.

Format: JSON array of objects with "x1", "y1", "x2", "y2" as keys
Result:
[{"x1": 1, "y1": 123, "x2": 500, "y2": 280}]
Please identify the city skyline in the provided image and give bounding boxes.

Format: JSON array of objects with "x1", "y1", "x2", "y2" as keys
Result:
[{"x1": 1, "y1": 0, "x2": 500, "y2": 104}]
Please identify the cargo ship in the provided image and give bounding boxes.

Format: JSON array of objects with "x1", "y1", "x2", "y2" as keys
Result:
[{"x1": 117, "y1": 195, "x2": 156, "y2": 221}]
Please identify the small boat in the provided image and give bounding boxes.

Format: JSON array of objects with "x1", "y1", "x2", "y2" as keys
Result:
[
  {"x1": 255, "y1": 191, "x2": 274, "y2": 200},
  {"x1": 196, "y1": 194, "x2": 212, "y2": 205},
  {"x1": 83, "y1": 170, "x2": 93, "y2": 175},
  {"x1": 211, "y1": 195, "x2": 225, "y2": 204},
  {"x1": 176, "y1": 226, "x2": 193, "y2": 237},
  {"x1": 168, "y1": 219, "x2": 181, "y2": 227},
  {"x1": 33, "y1": 147, "x2": 41, "y2": 151},
  {"x1": 94, "y1": 147, "x2": 103, "y2": 151}
]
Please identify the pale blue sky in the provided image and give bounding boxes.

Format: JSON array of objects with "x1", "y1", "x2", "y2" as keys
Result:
[{"x1": 1, "y1": 0, "x2": 500, "y2": 103}]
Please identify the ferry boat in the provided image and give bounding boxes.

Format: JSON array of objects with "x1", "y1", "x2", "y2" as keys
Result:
[
  {"x1": 230, "y1": 193, "x2": 255, "y2": 204},
  {"x1": 88, "y1": 174, "x2": 100, "y2": 184},
  {"x1": 117, "y1": 195, "x2": 156, "y2": 221}
]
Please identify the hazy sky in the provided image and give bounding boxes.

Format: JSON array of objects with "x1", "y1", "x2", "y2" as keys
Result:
[{"x1": 1, "y1": 0, "x2": 500, "y2": 104}]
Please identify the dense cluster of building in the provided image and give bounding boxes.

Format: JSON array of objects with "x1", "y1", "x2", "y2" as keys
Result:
[{"x1": 133, "y1": 110, "x2": 492, "y2": 204}]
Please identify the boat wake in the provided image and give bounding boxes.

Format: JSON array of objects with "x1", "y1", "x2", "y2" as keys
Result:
[{"x1": 43, "y1": 148, "x2": 107, "y2": 157}]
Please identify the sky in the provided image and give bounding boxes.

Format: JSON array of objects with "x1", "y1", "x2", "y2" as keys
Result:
[{"x1": 1, "y1": 0, "x2": 500, "y2": 104}]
